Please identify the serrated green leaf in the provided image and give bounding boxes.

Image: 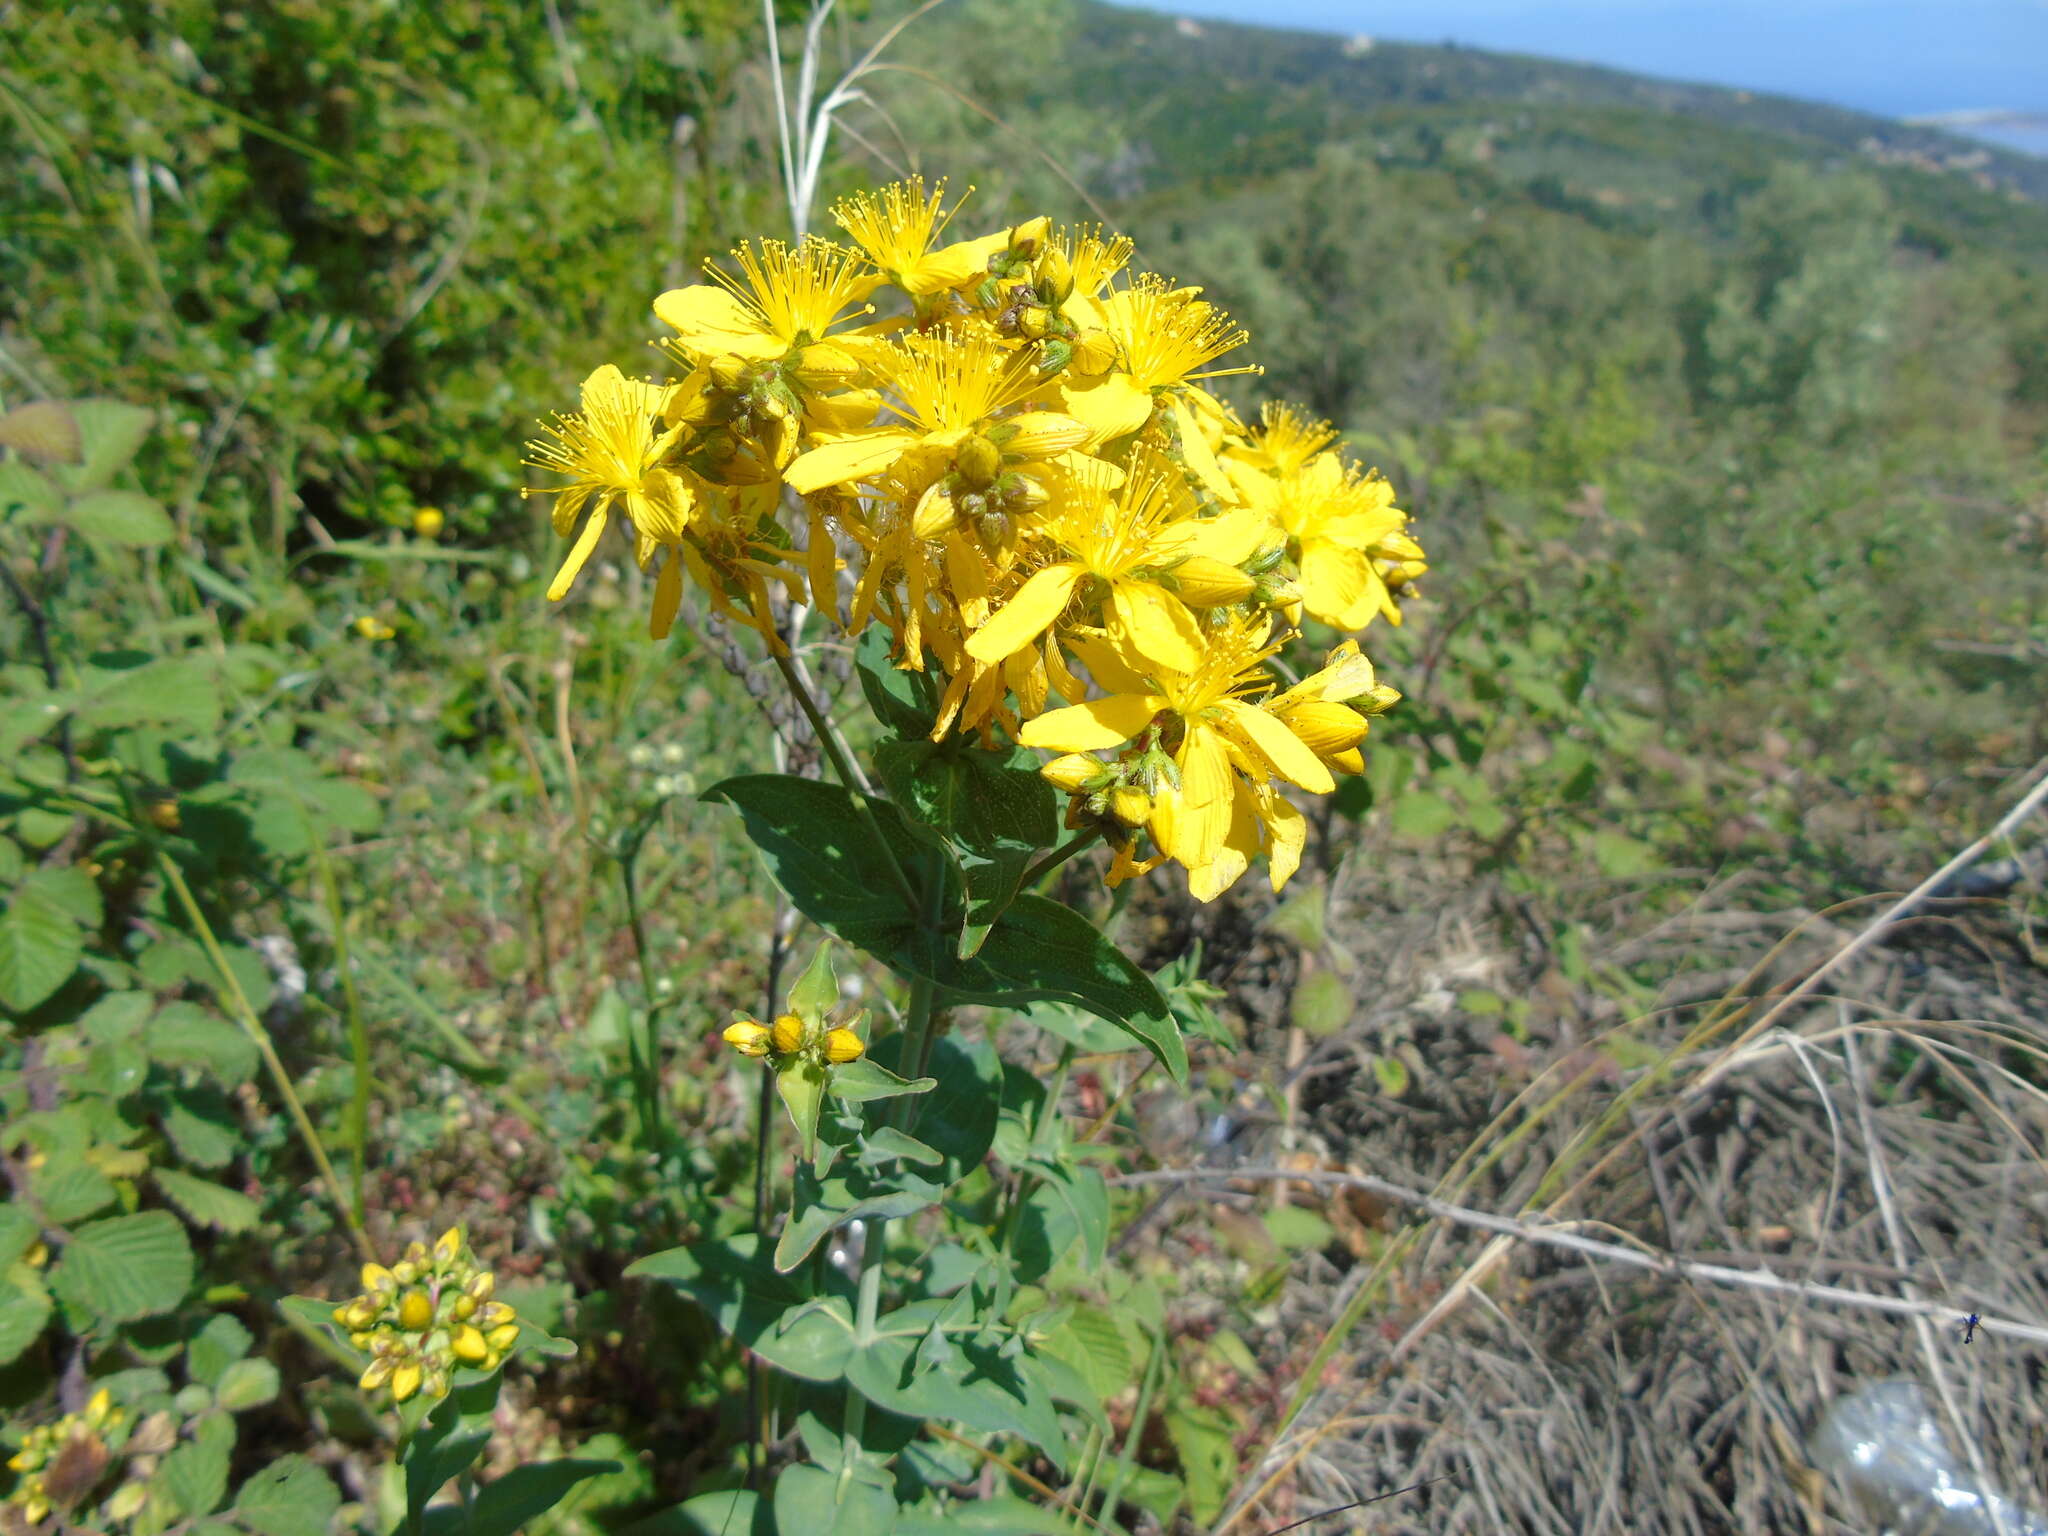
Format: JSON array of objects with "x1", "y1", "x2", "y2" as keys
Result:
[
  {"x1": 33, "y1": 1154, "x2": 117, "y2": 1224},
  {"x1": 51, "y1": 1211, "x2": 193, "y2": 1323},
  {"x1": 81, "y1": 989, "x2": 152, "y2": 1043},
  {"x1": 162, "y1": 1411, "x2": 235, "y2": 1518},
  {"x1": 0, "y1": 1272, "x2": 53, "y2": 1366},
  {"x1": 232, "y1": 1454, "x2": 339, "y2": 1536},
  {"x1": 154, "y1": 1168, "x2": 259, "y2": 1233},
  {"x1": 214, "y1": 1355, "x2": 280, "y2": 1411},
  {"x1": 1165, "y1": 1402, "x2": 1237, "y2": 1524},
  {"x1": 147, "y1": 1003, "x2": 258, "y2": 1085},
  {"x1": 0, "y1": 457, "x2": 63, "y2": 515},
  {"x1": 54, "y1": 399, "x2": 152, "y2": 493},
  {"x1": 186, "y1": 1312, "x2": 253, "y2": 1385},
  {"x1": 163, "y1": 1091, "x2": 241, "y2": 1168},
  {"x1": 74, "y1": 652, "x2": 221, "y2": 733},
  {"x1": 66, "y1": 489, "x2": 175, "y2": 547},
  {"x1": 0, "y1": 884, "x2": 84, "y2": 1013},
  {"x1": 21, "y1": 865, "x2": 103, "y2": 928},
  {"x1": 0, "y1": 1205, "x2": 37, "y2": 1268}
]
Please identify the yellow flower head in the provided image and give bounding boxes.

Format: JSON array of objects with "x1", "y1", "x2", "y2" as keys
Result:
[
  {"x1": 1051, "y1": 225, "x2": 1136, "y2": 300},
  {"x1": 832, "y1": 178, "x2": 1011, "y2": 298},
  {"x1": 656, "y1": 238, "x2": 873, "y2": 364},
  {"x1": 1241, "y1": 402, "x2": 1339, "y2": 476},
  {"x1": 1097, "y1": 276, "x2": 1258, "y2": 393}
]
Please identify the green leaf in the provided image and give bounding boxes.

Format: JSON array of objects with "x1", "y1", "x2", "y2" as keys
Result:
[
  {"x1": 22, "y1": 865, "x2": 103, "y2": 928},
  {"x1": 406, "y1": 1378, "x2": 500, "y2": 1516},
  {"x1": 231, "y1": 1455, "x2": 339, "y2": 1536},
  {"x1": 774, "y1": 1165, "x2": 942, "y2": 1274},
  {"x1": 147, "y1": 1003, "x2": 259, "y2": 1085},
  {"x1": 0, "y1": 878, "x2": 85, "y2": 1013},
  {"x1": 0, "y1": 1205, "x2": 36, "y2": 1268},
  {"x1": 626, "y1": 1236, "x2": 811, "y2": 1348},
  {"x1": 1030, "y1": 1162, "x2": 1109, "y2": 1272},
  {"x1": 748, "y1": 1296, "x2": 858, "y2": 1382},
  {"x1": 1289, "y1": 970, "x2": 1353, "y2": 1038},
  {"x1": 0, "y1": 1272, "x2": 53, "y2": 1366},
  {"x1": 773, "y1": 1463, "x2": 895, "y2": 1536},
  {"x1": 162, "y1": 1411, "x2": 234, "y2": 1519},
  {"x1": 56, "y1": 400, "x2": 153, "y2": 494},
  {"x1": 154, "y1": 1169, "x2": 260, "y2": 1233},
  {"x1": 1390, "y1": 789, "x2": 1458, "y2": 840},
  {"x1": 65, "y1": 489, "x2": 175, "y2": 547},
  {"x1": 0, "y1": 457, "x2": 62, "y2": 516},
  {"x1": 844, "y1": 1331, "x2": 1069, "y2": 1467},
  {"x1": 1264, "y1": 1206, "x2": 1334, "y2": 1252},
  {"x1": 75, "y1": 652, "x2": 222, "y2": 733},
  {"x1": 787, "y1": 939, "x2": 840, "y2": 1018},
  {"x1": 624, "y1": 1492, "x2": 770, "y2": 1536},
  {"x1": 32, "y1": 1154, "x2": 117, "y2": 1224},
  {"x1": 857, "y1": 1127, "x2": 942, "y2": 1167},
  {"x1": 775, "y1": 1058, "x2": 828, "y2": 1166},
  {"x1": 214, "y1": 1356, "x2": 280, "y2": 1411},
  {"x1": 164, "y1": 1091, "x2": 241, "y2": 1168},
  {"x1": 971, "y1": 897, "x2": 1185, "y2": 1083},
  {"x1": 426, "y1": 1458, "x2": 620, "y2": 1536},
  {"x1": 869, "y1": 1034, "x2": 1000, "y2": 1187},
  {"x1": 1165, "y1": 1403, "x2": 1237, "y2": 1524},
  {"x1": 186, "y1": 1313, "x2": 254, "y2": 1386},
  {"x1": 825, "y1": 1058, "x2": 935, "y2": 1103},
  {"x1": 892, "y1": 1500, "x2": 1076, "y2": 1535},
  {"x1": 853, "y1": 623, "x2": 939, "y2": 738},
  {"x1": 872, "y1": 739, "x2": 1058, "y2": 851},
  {"x1": 1372, "y1": 1054, "x2": 1411, "y2": 1096},
  {"x1": 51, "y1": 1211, "x2": 193, "y2": 1323}
]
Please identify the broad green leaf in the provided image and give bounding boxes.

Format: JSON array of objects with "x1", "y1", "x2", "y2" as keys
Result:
[
  {"x1": 872, "y1": 738, "x2": 1058, "y2": 851},
  {"x1": 773, "y1": 1463, "x2": 895, "y2": 1536},
  {"x1": 214, "y1": 1356, "x2": 280, "y2": 1411},
  {"x1": 163, "y1": 1091, "x2": 240, "y2": 1168},
  {"x1": 232, "y1": 1455, "x2": 339, "y2": 1536},
  {"x1": 186, "y1": 1312, "x2": 254, "y2": 1386},
  {"x1": 21, "y1": 865, "x2": 103, "y2": 928},
  {"x1": 33, "y1": 1155, "x2": 117, "y2": 1224},
  {"x1": 774, "y1": 1164, "x2": 941, "y2": 1274},
  {"x1": 625, "y1": 1236, "x2": 810, "y2": 1347},
  {"x1": 81, "y1": 989, "x2": 152, "y2": 1043},
  {"x1": 65, "y1": 489, "x2": 175, "y2": 547},
  {"x1": 748, "y1": 1296, "x2": 858, "y2": 1382},
  {"x1": 0, "y1": 1272, "x2": 53, "y2": 1366},
  {"x1": 0, "y1": 880, "x2": 84, "y2": 1013},
  {"x1": 425, "y1": 1458, "x2": 620, "y2": 1536},
  {"x1": 625, "y1": 1491, "x2": 770, "y2": 1536},
  {"x1": 406, "y1": 1378, "x2": 500, "y2": 1516},
  {"x1": 1390, "y1": 789, "x2": 1457, "y2": 840},
  {"x1": 892, "y1": 1500, "x2": 1075, "y2": 1535},
  {"x1": 971, "y1": 896, "x2": 1184, "y2": 1083},
  {"x1": 857, "y1": 1127, "x2": 942, "y2": 1167},
  {"x1": 853, "y1": 623, "x2": 939, "y2": 738},
  {"x1": 0, "y1": 457, "x2": 63, "y2": 515},
  {"x1": 51, "y1": 1211, "x2": 193, "y2": 1322},
  {"x1": 775, "y1": 1058, "x2": 828, "y2": 1166},
  {"x1": 0, "y1": 1205, "x2": 37, "y2": 1267},
  {"x1": 147, "y1": 1003, "x2": 258, "y2": 1085},
  {"x1": 844, "y1": 1332, "x2": 1069, "y2": 1467},
  {"x1": 1165, "y1": 1403, "x2": 1237, "y2": 1524},
  {"x1": 74, "y1": 652, "x2": 221, "y2": 733},
  {"x1": 1264, "y1": 1205, "x2": 1334, "y2": 1252},
  {"x1": 1045, "y1": 1306, "x2": 1132, "y2": 1404},
  {"x1": 825, "y1": 1057, "x2": 935, "y2": 1103},
  {"x1": 162, "y1": 1411, "x2": 234, "y2": 1518},
  {"x1": 868, "y1": 1034, "x2": 1000, "y2": 1186},
  {"x1": 154, "y1": 1169, "x2": 259, "y2": 1234},
  {"x1": 56, "y1": 399, "x2": 153, "y2": 494},
  {"x1": 1030, "y1": 1162, "x2": 1109, "y2": 1272}
]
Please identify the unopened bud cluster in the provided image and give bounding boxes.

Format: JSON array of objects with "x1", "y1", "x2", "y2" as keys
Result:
[
  {"x1": 722, "y1": 1010, "x2": 865, "y2": 1067},
  {"x1": 329, "y1": 1226, "x2": 519, "y2": 1405},
  {"x1": 5, "y1": 1388, "x2": 131, "y2": 1526}
]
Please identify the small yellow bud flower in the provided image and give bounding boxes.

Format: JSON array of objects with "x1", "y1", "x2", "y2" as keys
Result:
[
  {"x1": 359, "y1": 1357, "x2": 395, "y2": 1392},
  {"x1": 452, "y1": 1324, "x2": 489, "y2": 1363},
  {"x1": 769, "y1": 1013, "x2": 804, "y2": 1055},
  {"x1": 824, "y1": 1027, "x2": 865, "y2": 1064},
  {"x1": 955, "y1": 434, "x2": 1003, "y2": 490},
  {"x1": 1038, "y1": 246, "x2": 1075, "y2": 305},
  {"x1": 485, "y1": 1323, "x2": 521, "y2": 1353},
  {"x1": 475, "y1": 1300, "x2": 516, "y2": 1329},
  {"x1": 361, "y1": 1263, "x2": 397, "y2": 1295},
  {"x1": 709, "y1": 354, "x2": 752, "y2": 393},
  {"x1": 397, "y1": 1289, "x2": 434, "y2": 1332},
  {"x1": 390, "y1": 1362, "x2": 423, "y2": 1403},
  {"x1": 1172, "y1": 555, "x2": 1256, "y2": 607},
  {"x1": 1008, "y1": 215, "x2": 1051, "y2": 258},
  {"x1": 350, "y1": 1331, "x2": 375, "y2": 1350},
  {"x1": 1016, "y1": 304, "x2": 1051, "y2": 341},
  {"x1": 1110, "y1": 786, "x2": 1153, "y2": 826},
  {"x1": 723, "y1": 1020, "x2": 772, "y2": 1057},
  {"x1": 452, "y1": 1293, "x2": 477, "y2": 1322},
  {"x1": 145, "y1": 796, "x2": 182, "y2": 831},
  {"x1": 85, "y1": 1388, "x2": 111, "y2": 1424},
  {"x1": 1040, "y1": 754, "x2": 1103, "y2": 794},
  {"x1": 353, "y1": 615, "x2": 396, "y2": 641},
  {"x1": 465, "y1": 1271, "x2": 495, "y2": 1303},
  {"x1": 25, "y1": 1239, "x2": 46, "y2": 1267},
  {"x1": 24, "y1": 1497, "x2": 50, "y2": 1524},
  {"x1": 392, "y1": 1260, "x2": 417, "y2": 1286},
  {"x1": 412, "y1": 507, "x2": 445, "y2": 539},
  {"x1": 435, "y1": 1227, "x2": 464, "y2": 1264}
]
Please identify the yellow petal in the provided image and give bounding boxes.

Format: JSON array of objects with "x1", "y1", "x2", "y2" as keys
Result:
[
  {"x1": 1219, "y1": 700, "x2": 1335, "y2": 793},
  {"x1": 1171, "y1": 554, "x2": 1254, "y2": 607},
  {"x1": 1278, "y1": 699, "x2": 1368, "y2": 757},
  {"x1": 1169, "y1": 393, "x2": 1235, "y2": 504},
  {"x1": 649, "y1": 553, "x2": 684, "y2": 640},
  {"x1": 1040, "y1": 753, "x2": 1102, "y2": 793},
  {"x1": 1002, "y1": 411, "x2": 1093, "y2": 459},
  {"x1": 1152, "y1": 725, "x2": 1233, "y2": 869},
  {"x1": 1297, "y1": 538, "x2": 1378, "y2": 630},
  {"x1": 1058, "y1": 373, "x2": 1154, "y2": 448},
  {"x1": 1183, "y1": 506, "x2": 1277, "y2": 566},
  {"x1": 653, "y1": 285, "x2": 782, "y2": 359},
  {"x1": 1105, "y1": 578, "x2": 1203, "y2": 675},
  {"x1": 783, "y1": 428, "x2": 920, "y2": 495},
  {"x1": 806, "y1": 509, "x2": 839, "y2": 618},
  {"x1": 1184, "y1": 781, "x2": 1259, "y2": 903},
  {"x1": 1259, "y1": 787, "x2": 1307, "y2": 891},
  {"x1": 1064, "y1": 632, "x2": 1155, "y2": 696},
  {"x1": 1018, "y1": 691, "x2": 1164, "y2": 752},
  {"x1": 965, "y1": 562, "x2": 1084, "y2": 664},
  {"x1": 903, "y1": 229, "x2": 1011, "y2": 294},
  {"x1": 547, "y1": 505, "x2": 610, "y2": 601}
]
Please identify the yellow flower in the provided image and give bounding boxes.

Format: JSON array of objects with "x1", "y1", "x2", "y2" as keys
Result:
[
  {"x1": 656, "y1": 237, "x2": 872, "y2": 363},
  {"x1": 525, "y1": 365, "x2": 698, "y2": 636},
  {"x1": 1225, "y1": 450, "x2": 1412, "y2": 629},
  {"x1": 824, "y1": 1027, "x2": 865, "y2": 1063},
  {"x1": 723, "y1": 1020, "x2": 772, "y2": 1057},
  {"x1": 1264, "y1": 639, "x2": 1399, "y2": 776},
  {"x1": 831, "y1": 178, "x2": 1011, "y2": 297},
  {"x1": 1020, "y1": 615, "x2": 1333, "y2": 881},
  {"x1": 352, "y1": 615, "x2": 395, "y2": 641},
  {"x1": 1229, "y1": 402, "x2": 1339, "y2": 476},
  {"x1": 412, "y1": 506, "x2": 445, "y2": 539},
  {"x1": 1059, "y1": 277, "x2": 1259, "y2": 455}
]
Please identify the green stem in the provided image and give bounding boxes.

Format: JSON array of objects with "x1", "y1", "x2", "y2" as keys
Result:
[
  {"x1": 619, "y1": 831, "x2": 665, "y2": 1151},
  {"x1": 303, "y1": 811, "x2": 371, "y2": 1230},
  {"x1": 1098, "y1": 1324, "x2": 1167, "y2": 1525},
  {"x1": 159, "y1": 857, "x2": 372, "y2": 1262},
  {"x1": 1020, "y1": 825, "x2": 1105, "y2": 892}
]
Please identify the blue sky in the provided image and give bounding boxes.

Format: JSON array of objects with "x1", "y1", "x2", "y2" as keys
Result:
[{"x1": 1108, "y1": 1, "x2": 2048, "y2": 122}]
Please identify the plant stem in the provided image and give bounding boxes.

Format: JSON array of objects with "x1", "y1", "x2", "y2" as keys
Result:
[
  {"x1": 159, "y1": 857, "x2": 372, "y2": 1261},
  {"x1": 1098, "y1": 1323, "x2": 1167, "y2": 1525},
  {"x1": 303, "y1": 811, "x2": 371, "y2": 1229},
  {"x1": 620, "y1": 829, "x2": 665, "y2": 1151},
  {"x1": 1020, "y1": 825, "x2": 1105, "y2": 892}
]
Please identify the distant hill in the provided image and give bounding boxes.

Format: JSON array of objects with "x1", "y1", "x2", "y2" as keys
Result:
[{"x1": 1062, "y1": 2, "x2": 2048, "y2": 209}]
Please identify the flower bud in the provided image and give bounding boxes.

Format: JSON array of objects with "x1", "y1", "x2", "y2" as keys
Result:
[
  {"x1": 106, "y1": 1481, "x2": 148, "y2": 1521},
  {"x1": 789, "y1": 342, "x2": 861, "y2": 390},
  {"x1": 723, "y1": 1020, "x2": 771, "y2": 1057},
  {"x1": 1040, "y1": 754, "x2": 1104, "y2": 794},
  {"x1": 770, "y1": 1012, "x2": 805, "y2": 1055},
  {"x1": 910, "y1": 484, "x2": 957, "y2": 541},
  {"x1": 955, "y1": 433, "x2": 1002, "y2": 490},
  {"x1": 1171, "y1": 555, "x2": 1255, "y2": 607},
  {"x1": 465, "y1": 1271, "x2": 495, "y2": 1303},
  {"x1": 452, "y1": 1324, "x2": 489, "y2": 1363},
  {"x1": 824, "y1": 1027, "x2": 865, "y2": 1064},
  {"x1": 709, "y1": 354, "x2": 752, "y2": 393},
  {"x1": 361, "y1": 1263, "x2": 397, "y2": 1296},
  {"x1": 398, "y1": 1289, "x2": 434, "y2": 1332},
  {"x1": 1016, "y1": 304, "x2": 1051, "y2": 341},
  {"x1": 413, "y1": 507, "x2": 445, "y2": 539},
  {"x1": 1007, "y1": 216, "x2": 1051, "y2": 259},
  {"x1": 1037, "y1": 247, "x2": 1074, "y2": 305},
  {"x1": 1109, "y1": 786, "x2": 1153, "y2": 826},
  {"x1": 392, "y1": 1261, "x2": 417, "y2": 1286},
  {"x1": 1070, "y1": 330, "x2": 1118, "y2": 376},
  {"x1": 359, "y1": 1357, "x2": 395, "y2": 1392},
  {"x1": 391, "y1": 1362, "x2": 423, "y2": 1403},
  {"x1": 434, "y1": 1227, "x2": 464, "y2": 1264},
  {"x1": 452, "y1": 1294, "x2": 477, "y2": 1322},
  {"x1": 476, "y1": 1301, "x2": 516, "y2": 1329},
  {"x1": 486, "y1": 1323, "x2": 521, "y2": 1353}
]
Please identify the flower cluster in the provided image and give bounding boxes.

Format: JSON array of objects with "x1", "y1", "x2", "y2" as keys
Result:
[
  {"x1": 329, "y1": 1227, "x2": 519, "y2": 1405},
  {"x1": 5, "y1": 1388, "x2": 128, "y2": 1527},
  {"x1": 526, "y1": 180, "x2": 1425, "y2": 898},
  {"x1": 723, "y1": 1010, "x2": 865, "y2": 1066}
]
